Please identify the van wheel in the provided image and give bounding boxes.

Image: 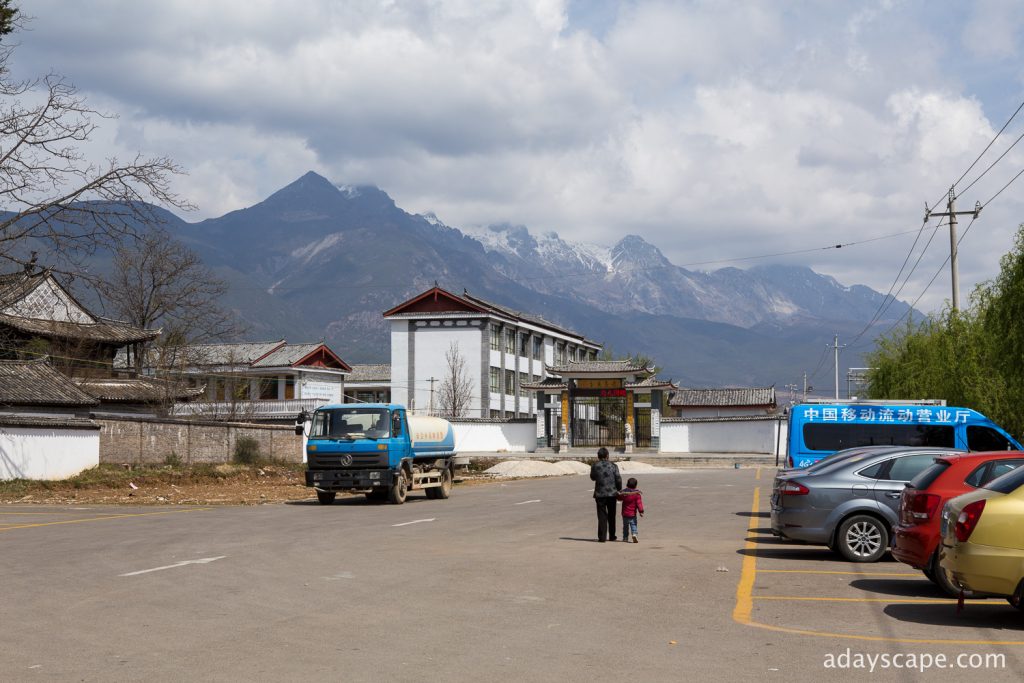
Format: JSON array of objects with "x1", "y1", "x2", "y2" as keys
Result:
[
  {"x1": 836, "y1": 515, "x2": 888, "y2": 562},
  {"x1": 316, "y1": 490, "x2": 336, "y2": 505},
  {"x1": 388, "y1": 470, "x2": 408, "y2": 505},
  {"x1": 930, "y1": 551, "x2": 969, "y2": 598}
]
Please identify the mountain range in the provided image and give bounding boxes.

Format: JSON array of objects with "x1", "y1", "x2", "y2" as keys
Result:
[{"x1": 85, "y1": 171, "x2": 919, "y2": 390}]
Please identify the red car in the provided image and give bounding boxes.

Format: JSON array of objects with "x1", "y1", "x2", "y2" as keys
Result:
[{"x1": 893, "y1": 451, "x2": 1024, "y2": 595}]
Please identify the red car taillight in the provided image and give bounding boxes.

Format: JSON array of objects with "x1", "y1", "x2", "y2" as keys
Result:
[
  {"x1": 902, "y1": 491, "x2": 940, "y2": 525},
  {"x1": 780, "y1": 481, "x2": 809, "y2": 496},
  {"x1": 954, "y1": 500, "x2": 986, "y2": 542}
]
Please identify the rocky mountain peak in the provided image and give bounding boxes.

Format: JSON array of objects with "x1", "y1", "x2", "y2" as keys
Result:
[{"x1": 610, "y1": 234, "x2": 671, "y2": 271}]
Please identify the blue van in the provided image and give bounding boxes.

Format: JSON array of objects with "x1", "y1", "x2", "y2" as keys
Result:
[{"x1": 786, "y1": 402, "x2": 1021, "y2": 468}]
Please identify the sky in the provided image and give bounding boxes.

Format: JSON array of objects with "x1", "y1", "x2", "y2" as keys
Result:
[{"x1": 11, "y1": 0, "x2": 1024, "y2": 314}]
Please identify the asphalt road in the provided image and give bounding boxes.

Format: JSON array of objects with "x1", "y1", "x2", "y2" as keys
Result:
[{"x1": 2, "y1": 468, "x2": 1023, "y2": 682}]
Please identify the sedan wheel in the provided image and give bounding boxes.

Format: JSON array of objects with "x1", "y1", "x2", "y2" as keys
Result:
[{"x1": 836, "y1": 515, "x2": 888, "y2": 563}]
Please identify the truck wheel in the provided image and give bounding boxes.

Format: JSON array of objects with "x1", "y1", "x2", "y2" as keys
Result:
[
  {"x1": 388, "y1": 470, "x2": 408, "y2": 505},
  {"x1": 316, "y1": 490, "x2": 336, "y2": 505},
  {"x1": 434, "y1": 467, "x2": 452, "y2": 499},
  {"x1": 836, "y1": 515, "x2": 888, "y2": 563}
]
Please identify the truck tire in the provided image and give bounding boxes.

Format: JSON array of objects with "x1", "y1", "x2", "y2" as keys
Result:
[
  {"x1": 388, "y1": 470, "x2": 408, "y2": 505},
  {"x1": 316, "y1": 490, "x2": 336, "y2": 505},
  {"x1": 836, "y1": 514, "x2": 888, "y2": 563},
  {"x1": 434, "y1": 466, "x2": 452, "y2": 499}
]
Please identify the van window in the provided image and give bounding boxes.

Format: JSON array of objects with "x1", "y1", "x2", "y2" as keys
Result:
[
  {"x1": 803, "y1": 423, "x2": 954, "y2": 451},
  {"x1": 966, "y1": 426, "x2": 1017, "y2": 452}
]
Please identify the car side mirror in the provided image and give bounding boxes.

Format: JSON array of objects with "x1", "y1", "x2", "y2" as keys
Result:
[{"x1": 295, "y1": 410, "x2": 308, "y2": 436}]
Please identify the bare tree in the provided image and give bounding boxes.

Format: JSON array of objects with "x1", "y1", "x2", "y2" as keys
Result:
[
  {"x1": 0, "y1": 9, "x2": 192, "y2": 280},
  {"x1": 438, "y1": 342, "x2": 474, "y2": 418},
  {"x1": 101, "y1": 228, "x2": 242, "y2": 369}
]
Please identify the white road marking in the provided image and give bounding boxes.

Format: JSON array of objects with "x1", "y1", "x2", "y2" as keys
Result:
[
  {"x1": 120, "y1": 556, "x2": 227, "y2": 577},
  {"x1": 392, "y1": 518, "x2": 435, "y2": 527},
  {"x1": 515, "y1": 499, "x2": 542, "y2": 505}
]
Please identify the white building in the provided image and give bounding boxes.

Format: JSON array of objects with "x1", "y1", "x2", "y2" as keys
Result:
[{"x1": 384, "y1": 286, "x2": 602, "y2": 417}]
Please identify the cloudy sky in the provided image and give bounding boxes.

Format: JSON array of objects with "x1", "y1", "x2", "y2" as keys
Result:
[{"x1": 12, "y1": 0, "x2": 1024, "y2": 314}]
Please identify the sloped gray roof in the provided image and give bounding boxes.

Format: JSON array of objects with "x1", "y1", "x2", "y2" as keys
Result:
[
  {"x1": 347, "y1": 363, "x2": 391, "y2": 383},
  {"x1": 251, "y1": 343, "x2": 322, "y2": 368},
  {"x1": 669, "y1": 387, "x2": 776, "y2": 407},
  {"x1": 167, "y1": 340, "x2": 285, "y2": 367},
  {"x1": 0, "y1": 359, "x2": 99, "y2": 406},
  {"x1": 522, "y1": 377, "x2": 567, "y2": 390},
  {"x1": 549, "y1": 359, "x2": 649, "y2": 374},
  {"x1": 0, "y1": 270, "x2": 159, "y2": 344},
  {"x1": 462, "y1": 293, "x2": 597, "y2": 344},
  {"x1": 75, "y1": 377, "x2": 205, "y2": 403},
  {"x1": 625, "y1": 376, "x2": 676, "y2": 390}
]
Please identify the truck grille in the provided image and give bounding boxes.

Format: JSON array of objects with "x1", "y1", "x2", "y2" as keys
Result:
[{"x1": 309, "y1": 452, "x2": 386, "y2": 469}]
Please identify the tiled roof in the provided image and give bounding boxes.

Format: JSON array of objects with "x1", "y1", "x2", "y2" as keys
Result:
[
  {"x1": 347, "y1": 364, "x2": 391, "y2": 383},
  {"x1": 0, "y1": 359, "x2": 99, "y2": 406},
  {"x1": 0, "y1": 270, "x2": 159, "y2": 344},
  {"x1": 462, "y1": 293, "x2": 590, "y2": 341},
  {"x1": 549, "y1": 359, "x2": 649, "y2": 374},
  {"x1": 251, "y1": 343, "x2": 322, "y2": 368},
  {"x1": 522, "y1": 377, "x2": 567, "y2": 390},
  {"x1": 0, "y1": 414, "x2": 99, "y2": 429},
  {"x1": 74, "y1": 377, "x2": 205, "y2": 403},
  {"x1": 625, "y1": 376, "x2": 677, "y2": 390},
  {"x1": 163, "y1": 340, "x2": 285, "y2": 367},
  {"x1": 669, "y1": 387, "x2": 776, "y2": 407}
]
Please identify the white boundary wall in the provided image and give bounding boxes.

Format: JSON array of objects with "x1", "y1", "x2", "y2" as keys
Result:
[
  {"x1": 660, "y1": 418, "x2": 787, "y2": 455},
  {"x1": 451, "y1": 420, "x2": 536, "y2": 453},
  {"x1": 0, "y1": 425, "x2": 100, "y2": 480}
]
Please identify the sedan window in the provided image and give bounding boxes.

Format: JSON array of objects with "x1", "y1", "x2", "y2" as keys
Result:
[
  {"x1": 856, "y1": 461, "x2": 889, "y2": 479},
  {"x1": 885, "y1": 454, "x2": 938, "y2": 482}
]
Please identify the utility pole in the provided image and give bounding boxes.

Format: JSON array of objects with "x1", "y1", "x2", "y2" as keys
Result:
[
  {"x1": 784, "y1": 383, "x2": 798, "y2": 405},
  {"x1": 830, "y1": 334, "x2": 846, "y2": 400},
  {"x1": 428, "y1": 376, "x2": 436, "y2": 415},
  {"x1": 802, "y1": 372, "x2": 808, "y2": 401},
  {"x1": 925, "y1": 188, "x2": 982, "y2": 312}
]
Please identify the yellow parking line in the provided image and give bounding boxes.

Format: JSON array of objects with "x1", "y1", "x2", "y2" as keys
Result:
[
  {"x1": 759, "y1": 569, "x2": 920, "y2": 577},
  {"x1": 755, "y1": 467, "x2": 761, "y2": 480},
  {"x1": 0, "y1": 508, "x2": 211, "y2": 532},
  {"x1": 732, "y1": 485, "x2": 1024, "y2": 645},
  {"x1": 732, "y1": 486, "x2": 760, "y2": 624},
  {"x1": 755, "y1": 596, "x2": 989, "y2": 604}
]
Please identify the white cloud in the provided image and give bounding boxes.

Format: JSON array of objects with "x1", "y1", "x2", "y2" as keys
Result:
[{"x1": 8, "y1": 0, "x2": 1024, "y2": 314}]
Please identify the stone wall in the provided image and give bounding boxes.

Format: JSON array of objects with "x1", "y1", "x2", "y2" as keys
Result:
[{"x1": 96, "y1": 416, "x2": 303, "y2": 465}]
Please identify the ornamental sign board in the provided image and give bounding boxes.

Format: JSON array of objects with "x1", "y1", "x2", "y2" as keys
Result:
[{"x1": 577, "y1": 378, "x2": 623, "y2": 390}]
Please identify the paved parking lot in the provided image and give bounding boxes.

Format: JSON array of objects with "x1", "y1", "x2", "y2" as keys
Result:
[{"x1": 2, "y1": 468, "x2": 1022, "y2": 681}]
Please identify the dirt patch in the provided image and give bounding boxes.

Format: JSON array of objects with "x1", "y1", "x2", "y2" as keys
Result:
[{"x1": 0, "y1": 463, "x2": 499, "y2": 506}]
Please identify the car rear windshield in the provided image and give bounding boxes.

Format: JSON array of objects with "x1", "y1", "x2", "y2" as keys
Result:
[
  {"x1": 983, "y1": 464, "x2": 1024, "y2": 494},
  {"x1": 908, "y1": 460, "x2": 950, "y2": 490}
]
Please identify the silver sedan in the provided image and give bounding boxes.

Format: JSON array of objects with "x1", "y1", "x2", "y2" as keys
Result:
[{"x1": 770, "y1": 446, "x2": 961, "y2": 562}]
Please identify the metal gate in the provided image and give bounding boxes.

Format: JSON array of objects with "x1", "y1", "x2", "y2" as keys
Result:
[
  {"x1": 572, "y1": 396, "x2": 625, "y2": 448},
  {"x1": 634, "y1": 409, "x2": 651, "y2": 448}
]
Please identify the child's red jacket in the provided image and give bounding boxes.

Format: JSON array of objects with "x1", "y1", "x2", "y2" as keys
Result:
[{"x1": 618, "y1": 488, "x2": 644, "y2": 517}]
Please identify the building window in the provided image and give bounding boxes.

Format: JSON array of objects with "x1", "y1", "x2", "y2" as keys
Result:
[
  {"x1": 490, "y1": 324, "x2": 501, "y2": 350},
  {"x1": 520, "y1": 333, "x2": 529, "y2": 357},
  {"x1": 489, "y1": 367, "x2": 500, "y2": 394},
  {"x1": 556, "y1": 342, "x2": 566, "y2": 364},
  {"x1": 505, "y1": 369, "x2": 515, "y2": 396},
  {"x1": 567, "y1": 346, "x2": 576, "y2": 363},
  {"x1": 533, "y1": 337, "x2": 543, "y2": 360},
  {"x1": 505, "y1": 329, "x2": 515, "y2": 354},
  {"x1": 490, "y1": 409, "x2": 500, "y2": 418},
  {"x1": 519, "y1": 372, "x2": 529, "y2": 397},
  {"x1": 284, "y1": 377, "x2": 295, "y2": 400}
]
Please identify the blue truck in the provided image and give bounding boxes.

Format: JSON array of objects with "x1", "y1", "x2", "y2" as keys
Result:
[{"x1": 297, "y1": 403, "x2": 457, "y2": 505}]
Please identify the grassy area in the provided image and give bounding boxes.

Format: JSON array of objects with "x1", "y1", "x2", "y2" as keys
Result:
[{"x1": 0, "y1": 462, "x2": 307, "y2": 495}]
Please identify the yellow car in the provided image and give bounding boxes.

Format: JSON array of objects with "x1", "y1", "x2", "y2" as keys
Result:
[{"x1": 939, "y1": 465, "x2": 1024, "y2": 607}]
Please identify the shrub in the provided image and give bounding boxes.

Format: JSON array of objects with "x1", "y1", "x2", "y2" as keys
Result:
[
  {"x1": 233, "y1": 437, "x2": 262, "y2": 465},
  {"x1": 163, "y1": 452, "x2": 183, "y2": 467}
]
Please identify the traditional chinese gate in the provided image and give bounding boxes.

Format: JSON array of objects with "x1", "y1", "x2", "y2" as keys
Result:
[{"x1": 572, "y1": 395, "x2": 625, "y2": 448}]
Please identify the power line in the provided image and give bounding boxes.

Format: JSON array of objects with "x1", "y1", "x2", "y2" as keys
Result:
[{"x1": 952, "y1": 97, "x2": 1024, "y2": 192}]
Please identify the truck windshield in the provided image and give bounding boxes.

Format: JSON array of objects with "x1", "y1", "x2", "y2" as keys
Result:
[{"x1": 310, "y1": 408, "x2": 390, "y2": 439}]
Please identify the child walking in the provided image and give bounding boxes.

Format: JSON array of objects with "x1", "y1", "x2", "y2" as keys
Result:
[{"x1": 618, "y1": 478, "x2": 644, "y2": 543}]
